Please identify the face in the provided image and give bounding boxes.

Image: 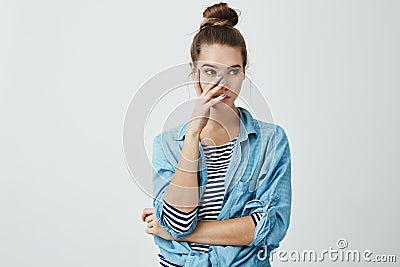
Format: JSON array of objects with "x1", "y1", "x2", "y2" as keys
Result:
[{"x1": 190, "y1": 44, "x2": 245, "y2": 109}]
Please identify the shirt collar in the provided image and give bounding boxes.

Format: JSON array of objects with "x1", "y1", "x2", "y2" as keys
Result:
[{"x1": 175, "y1": 106, "x2": 257, "y2": 141}]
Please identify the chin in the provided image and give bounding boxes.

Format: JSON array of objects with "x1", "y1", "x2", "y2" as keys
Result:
[{"x1": 214, "y1": 100, "x2": 234, "y2": 110}]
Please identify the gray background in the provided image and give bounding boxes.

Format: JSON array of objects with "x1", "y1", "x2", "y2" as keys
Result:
[{"x1": 1, "y1": 0, "x2": 399, "y2": 266}]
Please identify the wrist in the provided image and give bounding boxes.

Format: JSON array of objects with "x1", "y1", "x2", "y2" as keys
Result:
[{"x1": 185, "y1": 128, "x2": 201, "y2": 139}]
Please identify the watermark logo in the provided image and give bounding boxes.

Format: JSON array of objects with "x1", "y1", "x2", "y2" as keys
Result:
[
  {"x1": 257, "y1": 238, "x2": 397, "y2": 263},
  {"x1": 336, "y1": 238, "x2": 348, "y2": 249}
]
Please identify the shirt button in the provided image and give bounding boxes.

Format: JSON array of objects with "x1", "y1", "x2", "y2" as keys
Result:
[
  {"x1": 208, "y1": 247, "x2": 213, "y2": 252},
  {"x1": 190, "y1": 252, "x2": 195, "y2": 256}
]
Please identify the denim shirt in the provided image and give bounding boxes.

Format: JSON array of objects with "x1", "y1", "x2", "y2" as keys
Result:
[{"x1": 151, "y1": 106, "x2": 292, "y2": 267}]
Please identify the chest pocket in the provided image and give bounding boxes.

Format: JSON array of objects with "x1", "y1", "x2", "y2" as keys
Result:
[{"x1": 227, "y1": 179, "x2": 255, "y2": 218}]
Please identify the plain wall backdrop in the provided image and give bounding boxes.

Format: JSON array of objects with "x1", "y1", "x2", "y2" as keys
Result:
[{"x1": 1, "y1": 0, "x2": 399, "y2": 266}]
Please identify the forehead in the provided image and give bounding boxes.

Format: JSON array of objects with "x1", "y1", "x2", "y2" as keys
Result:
[{"x1": 197, "y1": 44, "x2": 242, "y2": 68}]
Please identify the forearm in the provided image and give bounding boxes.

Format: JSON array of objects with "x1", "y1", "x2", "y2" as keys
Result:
[
  {"x1": 179, "y1": 216, "x2": 255, "y2": 246},
  {"x1": 164, "y1": 132, "x2": 200, "y2": 212}
]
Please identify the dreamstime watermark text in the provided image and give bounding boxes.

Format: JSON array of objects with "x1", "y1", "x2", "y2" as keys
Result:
[{"x1": 257, "y1": 238, "x2": 397, "y2": 263}]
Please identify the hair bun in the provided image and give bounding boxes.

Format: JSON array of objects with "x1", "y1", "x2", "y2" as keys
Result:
[{"x1": 200, "y1": 2, "x2": 239, "y2": 29}]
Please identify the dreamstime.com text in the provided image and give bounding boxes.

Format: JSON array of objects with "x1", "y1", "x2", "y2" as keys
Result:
[{"x1": 257, "y1": 238, "x2": 397, "y2": 263}]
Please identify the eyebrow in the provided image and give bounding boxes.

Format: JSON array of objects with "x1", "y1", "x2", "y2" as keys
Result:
[{"x1": 201, "y1": 63, "x2": 242, "y2": 69}]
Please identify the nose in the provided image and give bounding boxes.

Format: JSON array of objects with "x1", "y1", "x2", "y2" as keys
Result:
[
  {"x1": 217, "y1": 83, "x2": 227, "y2": 95},
  {"x1": 220, "y1": 81, "x2": 230, "y2": 94}
]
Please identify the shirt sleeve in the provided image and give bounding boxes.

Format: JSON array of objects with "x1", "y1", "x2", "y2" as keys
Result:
[
  {"x1": 162, "y1": 198, "x2": 198, "y2": 233},
  {"x1": 250, "y1": 212, "x2": 265, "y2": 226},
  {"x1": 151, "y1": 133, "x2": 199, "y2": 239},
  {"x1": 242, "y1": 125, "x2": 292, "y2": 249}
]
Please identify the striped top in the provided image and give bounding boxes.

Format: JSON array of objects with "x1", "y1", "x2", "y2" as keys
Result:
[
  {"x1": 188, "y1": 136, "x2": 238, "y2": 251},
  {"x1": 159, "y1": 136, "x2": 264, "y2": 266}
]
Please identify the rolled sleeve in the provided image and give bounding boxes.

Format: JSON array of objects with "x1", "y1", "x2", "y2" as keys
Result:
[
  {"x1": 242, "y1": 125, "x2": 292, "y2": 248},
  {"x1": 151, "y1": 134, "x2": 199, "y2": 239},
  {"x1": 250, "y1": 212, "x2": 265, "y2": 226},
  {"x1": 162, "y1": 199, "x2": 198, "y2": 233}
]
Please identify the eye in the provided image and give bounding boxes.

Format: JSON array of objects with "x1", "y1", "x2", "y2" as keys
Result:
[
  {"x1": 205, "y1": 69, "x2": 217, "y2": 75},
  {"x1": 229, "y1": 69, "x2": 239, "y2": 75}
]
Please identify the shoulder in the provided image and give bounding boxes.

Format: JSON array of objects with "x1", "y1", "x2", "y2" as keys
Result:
[
  {"x1": 153, "y1": 122, "x2": 187, "y2": 145},
  {"x1": 151, "y1": 123, "x2": 186, "y2": 165},
  {"x1": 252, "y1": 119, "x2": 288, "y2": 143},
  {"x1": 256, "y1": 120, "x2": 287, "y2": 136},
  {"x1": 237, "y1": 106, "x2": 289, "y2": 144}
]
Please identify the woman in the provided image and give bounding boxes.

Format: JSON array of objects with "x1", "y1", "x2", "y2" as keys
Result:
[{"x1": 141, "y1": 3, "x2": 291, "y2": 266}]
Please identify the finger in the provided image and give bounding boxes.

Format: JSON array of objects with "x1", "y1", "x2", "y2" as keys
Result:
[
  {"x1": 206, "y1": 93, "x2": 227, "y2": 108},
  {"x1": 145, "y1": 214, "x2": 156, "y2": 223},
  {"x1": 145, "y1": 214, "x2": 155, "y2": 223},
  {"x1": 205, "y1": 79, "x2": 225, "y2": 99},
  {"x1": 141, "y1": 208, "x2": 154, "y2": 222},
  {"x1": 147, "y1": 220, "x2": 156, "y2": 228},
  {"x1": 202, "y1": 72, "x2": 223, "y2": 95},
  {"x1": 141, "y1": 209, "x2": 150, "y2": 222}
]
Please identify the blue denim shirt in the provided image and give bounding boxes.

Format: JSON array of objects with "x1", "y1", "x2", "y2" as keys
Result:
[{"x1": 151, "y1": 106, "x2": 292, "y2": 267}]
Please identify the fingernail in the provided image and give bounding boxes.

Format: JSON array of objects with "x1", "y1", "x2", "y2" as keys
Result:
[
  {"x1": 221, "y1": 93, "x2": 226, "y2": 97},
  {"x1": 219, "y1": 80, "x2": 225, "y2": 85},
  {"x1": 217, "y1": 72, "x2": 223, "y2": 77}
]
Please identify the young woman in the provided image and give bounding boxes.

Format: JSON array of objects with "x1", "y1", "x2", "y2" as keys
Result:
[{"x1": 141, "y1": 3, "x2": 291, "y2": 266}]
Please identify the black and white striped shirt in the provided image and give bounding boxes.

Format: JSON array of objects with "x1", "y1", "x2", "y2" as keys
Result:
[{"x1": 159, "y1": 136, "x2": 264, "y2": 266}]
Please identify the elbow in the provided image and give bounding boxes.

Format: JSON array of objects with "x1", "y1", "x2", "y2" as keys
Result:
[{"x1": 264, "y1": 209, "x2": 291, "y2": 246}]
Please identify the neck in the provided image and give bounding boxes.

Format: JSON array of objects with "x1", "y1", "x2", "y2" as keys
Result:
[{"x1": 205, "y1": 104, "x2": 240, "y2": 135}]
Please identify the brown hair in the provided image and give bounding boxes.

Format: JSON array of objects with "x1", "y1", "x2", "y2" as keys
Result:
[{"x1": 190, "y1": 2, "x2": 248, "y2": 73}]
